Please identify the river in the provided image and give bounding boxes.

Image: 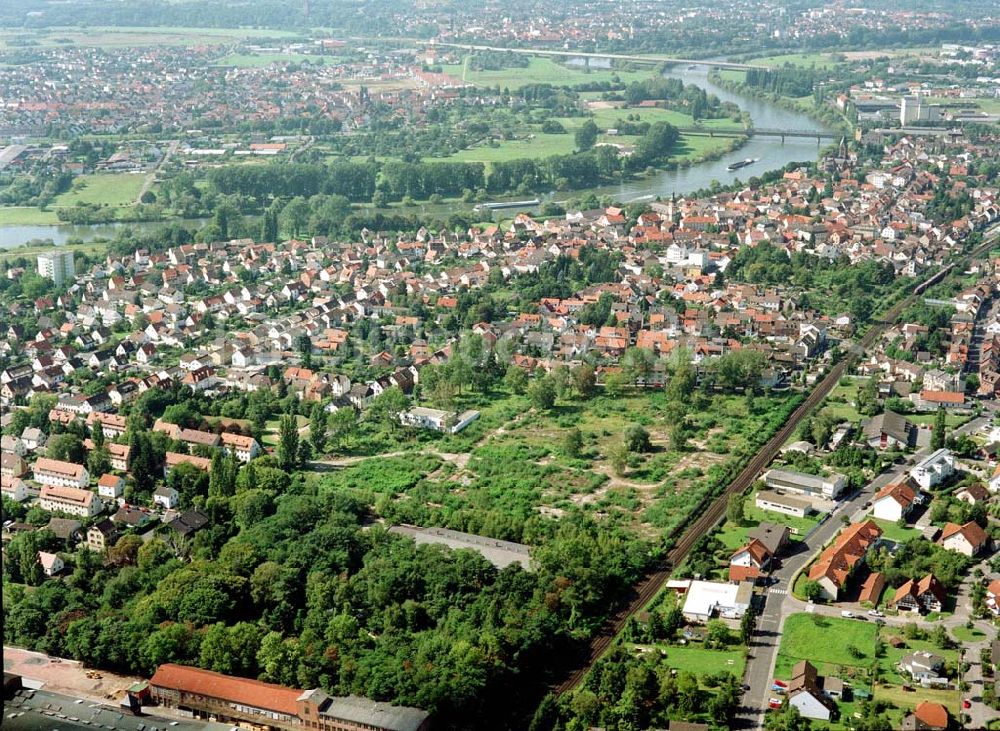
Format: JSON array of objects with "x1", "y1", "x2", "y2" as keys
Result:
[
  {"x1": 0, "y1": 62, "x2": 834, "y2": 249},
  {"x1": 583, "y1": 61, "x2": 835, "y2": 202}
]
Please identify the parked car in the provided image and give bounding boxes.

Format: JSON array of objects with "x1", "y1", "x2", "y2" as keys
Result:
[
  {"x1": 868, "y1": 609, "x2": 884, "y2": 617},
  {"x1": 768, "y1": 698, "x2": 783, "y2": 710},
  {"x1": 841, "y1": 610, "x2": 854, "y2": 618},
  {"x1": 963, "y1": 699, "x2": 972, "y2": 709}
]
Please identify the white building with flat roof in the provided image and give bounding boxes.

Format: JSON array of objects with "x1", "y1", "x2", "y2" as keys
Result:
[
  {"x1": 680, "y1": 579, "x2": 754, "y2": 623},
  {"x1": 910, "y1": 449, "x2": 955, "y2": 489}
]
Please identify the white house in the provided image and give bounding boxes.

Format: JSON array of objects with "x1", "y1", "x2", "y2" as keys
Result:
[
  {"x1": 97, "y1": 473, "x2": 125, "y2": 500},
  {"x1": 33, "y1": 457, "x2": 89, "y2": 489},
  {"x1": 400, "y1": 407, "x2": 480, "y2": 434},
  {"x1": 39, "y1": 485, "x2": 102, "y2": 518},
  {"x1": 20, "y1": 427, "x2": 47, "y2": 452},
  {"x1": 220, "y1": 433, "x2": 261, "y2": 463},
  {"x1": 38, "y1": 551, "x2": 64, "y2": 577},
  {"x1": 909, "y1": 449, "x2": 955, "y2": 490},
  {"x1": 152, "y1": 486, "x2": 180, "y2": 510},
  {"x1": 788, "y1": 661, "x2": 835, "y2": 722},
  {"x1": 898, "y1": 651, "x2": 947, "y2": 686},
  {"x1": 1, "y1": 475, "x2": 30, "y2": 502},
  {"x1": 938, "y1": 521, "x2": 989, "y2": 557},
  {"x1": 871, "y1": 480, "x2": 917, "y2": 523}
]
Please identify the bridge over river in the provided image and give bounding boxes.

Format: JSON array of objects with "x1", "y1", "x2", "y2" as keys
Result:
[
  {"x1": 433, "y1": 42, "x2": 765, "y2": 71},
  {"x1": 673, "y1": 127, "x2": 841, "y2": 143}
]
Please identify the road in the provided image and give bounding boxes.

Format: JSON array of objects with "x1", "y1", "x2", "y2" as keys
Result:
[
  {"x1": 136, "y1": 139, "x2": 178, "y2": 204},
  {"x1": 740, "y1": 413, "x2": 996, "y2": 729}
]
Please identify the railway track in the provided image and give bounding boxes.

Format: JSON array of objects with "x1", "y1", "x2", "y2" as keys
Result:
[{"x1": 550, "y1": 231, "x2": 1000, "y2": 696}]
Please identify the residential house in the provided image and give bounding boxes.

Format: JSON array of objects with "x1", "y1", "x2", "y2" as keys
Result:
[
  {"x1": 1, "y1": 474, "x2": 30, "y2": 502},
  {"x1": 1, "y1": 434, "x2": 27, "y2": 456},
  {"x1": 889, "y1": 574, "x2": 946, "y2": 614},
  {"x1": 863, "y1": 411, "x2": 917, "y2": 449},
  {"x1": 871, "y1": 479, "x2": 918, "y2": 523},
  {"x1": 938, "y1": 521, "x2": 989, "y2": 557},
  {"x1": 787, "y1": 661, "x2": 837, "y2": 722},
  {"x1": 97, "y1": 473, "x2": 125, "y2": 500},
  {"x1": 86, "y1": 519, "x2": 118, "y2": 552},
  {"x1": 39, "y1": 485, "x2": 102, "y2": 517},
  {"x1": 221, "y1": 432, "x2": 261, "y2": 463},
  {"x1": 20, "y1": 427, "x2": 47, "y2": 452},
  {"x1": 898, "y1": 651, "x2": 947, "y2": 686},
  {"x1": 956, "y1": 484, "x2": 990, "y2": 505},
  {"x1": 807, "y1": 520, "x2": 883, "y2": 600},
  {"x1": 900, "y1": 701, "x2": 949, "y2": 731},
  {"x1": 33, "y1": 457, "x2": 89, "y2": 488},
  {"x1": 1, "y1": 452, "x2": 28, "y2": 478},
  {"x1": 38, "y1": 551, "x2": 64, "y2": 577},
  {"x1": 153, "y1": 486, "x2": 180, "y2": 510},
  {"x1": 729, "y1": 539, "x2": 773, "y2": 582}
]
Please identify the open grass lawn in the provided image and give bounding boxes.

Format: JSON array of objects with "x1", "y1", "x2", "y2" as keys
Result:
[
  {"x1": 0, "y1": 207, "x2": 61, "y2": 226},
  {"x1": 908, "y1": 411, "x2": 970, "y2": 429},
  {"x1": 872, "y1": 518, "x2": 922, "y2": 544},
  {"x1": 774, "y1": 613, "x2": 879, "y2": 679},
  {"x1": 262, "y1": 414, "x2": 309, "y2": 446},
  {"x1": 215, "y1": 53, "x2": 335, "y2": 68},
  {"x1": 441, "y1": 57, "x2": 659, "y2": 90},
  {"x1": 635, "y1": 643, "x2": 746, "y2": 677},
  {"x1": 52, "y1": 173, "x2": 146, "y2": 209},
  {"x1": 434, "y1": 132, "x2": 577, "y2": 165},
  {"x1": 818, "y1": 379, "x2": 865, "y2": 423},
  {"x1": 951, "y1": 624, "x2": 987, "y2": 643}
]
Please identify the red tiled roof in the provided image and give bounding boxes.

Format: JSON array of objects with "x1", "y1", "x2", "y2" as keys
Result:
[
  {"x1": 914, "y1": 701, "x2": 948, "y2": 729},
  {"x1": 150, "y1": 664, "x2": 301, "y2": 716}
]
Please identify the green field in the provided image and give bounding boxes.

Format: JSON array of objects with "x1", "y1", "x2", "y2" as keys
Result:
[
  {"x1": 52, "y1": 173, "x2": 147, "y2": 208},
  {"x1": 432, "y1": 104, "x2": 745, "y2": 168},
  {"x1": 215, "y1": 53, "x2": 335, "y2": 68},
  {"x1": 0, "y1": 207, "x2": 61, "y2": 226},
  {"x1": 775, "y1": 613, "x2": 879, "y2": 679},
  {"x1": 441, "y1": 57, "x2": 660, "y2": 90},
  {"x1": 635, "y1": 643, "x2": 746, "y2": 677},
  {"x1": 753, "y1": 53, "x2": 841, "y2": 69}
]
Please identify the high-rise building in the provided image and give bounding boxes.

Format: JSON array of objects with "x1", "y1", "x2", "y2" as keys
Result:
[{"x1": 37, "y1": 250, "x2": 75, "y2": 285}]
